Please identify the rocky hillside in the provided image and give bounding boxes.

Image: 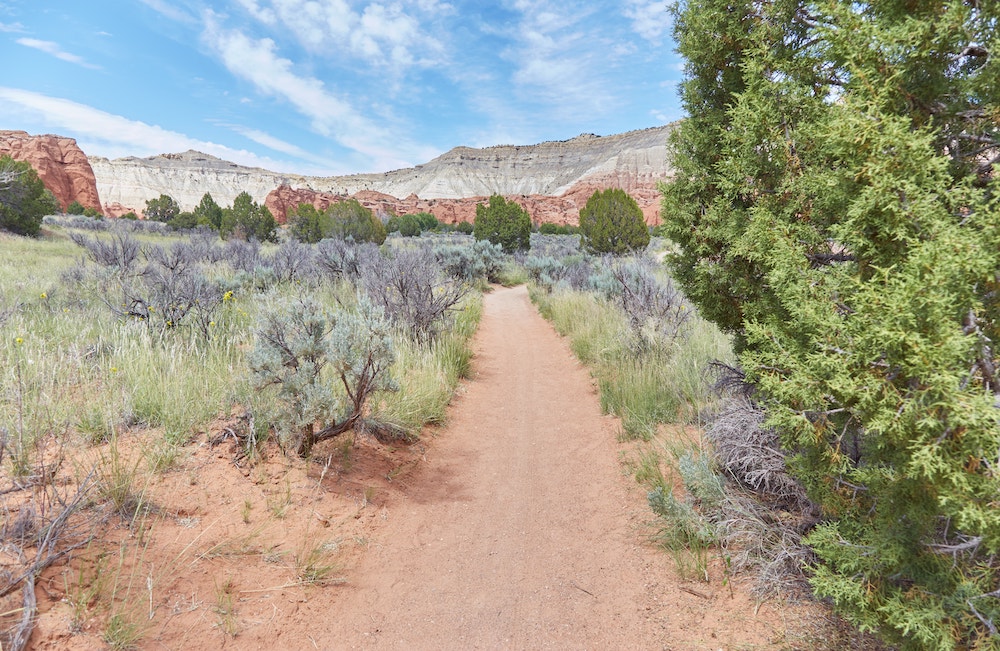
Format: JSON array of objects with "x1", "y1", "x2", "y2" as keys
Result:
[
  {"x1": 91, "y1": 125, "x2": 675, "y2": 225},
  {"x1": 0, "y1": 131, "x2": 102, "y2": 213}
]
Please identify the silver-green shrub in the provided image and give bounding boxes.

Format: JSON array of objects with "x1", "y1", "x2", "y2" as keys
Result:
[{"x1": 249, "y1": 295, "x2": 397, "y2": 456}]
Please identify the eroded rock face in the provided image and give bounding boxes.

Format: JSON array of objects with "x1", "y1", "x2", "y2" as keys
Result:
[
  {"x1": 0, "y1": 130, "x2": 102, "y2": 213},
  {"x1": 90, "y1": 150, "x2": 302, "y2": 218},
  {"x1": 91, "y1": 124, "x2": 676, "y2": 224}
]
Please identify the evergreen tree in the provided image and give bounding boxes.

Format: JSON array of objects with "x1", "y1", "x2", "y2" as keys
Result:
[
  {"x1": 288, "y1": 202, "x2": 332, "y2": 243},
  {"x1": 66, "y1": 200, "x2": 85, "y2": 215},
  {"x1": 324, "y1": 199, "x2": 386, "y2": 244},
  {"x1": 0, "y1": 155, "x2": 58, "y2": 236},
  {"x1": 473, "y1": 194, "x2": 530, "y2": 253},
  {"x1": 220, "y1": 191, "x2": 277, "y2": 242},
  {"x1": 578, "y1": 188, "x2": 649, "y2": 254},
  {"x1": 193, "y1": 192, "x2": 223, "y2": 231},
  {"x1": 144, "y1": 194, "x2": 180, "y2": 222},
  {"x1": 662, "y1": 1, "x2": 1000, "y2": 646}
]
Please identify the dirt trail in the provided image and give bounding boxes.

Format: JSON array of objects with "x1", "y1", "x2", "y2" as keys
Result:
[
  {"x1": 311, "y1": 286, "x2": 784, "y2": 650},
  {"x1": 25, "y1": 286, "x2": 842, "y2": 650}
]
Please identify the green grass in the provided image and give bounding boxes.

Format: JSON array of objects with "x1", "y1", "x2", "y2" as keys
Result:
[
  {"x1": 371, "y1": 294, "x2": 482, "y2": 434},
  {"x1": 530, "y1": 283, "x2": 732, "y2": 436},
  {"x1": 0, "y1": 228, "x2": 484, "y2": 480}
]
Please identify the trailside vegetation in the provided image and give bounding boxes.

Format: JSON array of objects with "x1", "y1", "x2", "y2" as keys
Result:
[
  {"x1": 661, "y1": 1, "x2": 1000, "y2": 647},
  {"x1": 578, "y1": 188, "x2": 649, "y2": 255},
  {"x1": 0, "y1": 155, "x2": 59, "y2": 236},
  {"x1": 473, "y1": 194, "x2": 531, "y2": 253}
]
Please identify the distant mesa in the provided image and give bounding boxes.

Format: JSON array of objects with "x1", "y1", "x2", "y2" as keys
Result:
[{"x1": 2, "y1": 124, "x2": 677, "y2": 226}]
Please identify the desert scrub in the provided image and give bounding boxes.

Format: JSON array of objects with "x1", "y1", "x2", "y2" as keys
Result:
[
  {"x1": 249, "y1": 294, "x2": 398, "y2": 456},
  {"x1": 530, "y1": 274, "x2": 730, "y2": 435},
  {"x1": 370, "y1": 293, "x2": 482, "y2": 434}
]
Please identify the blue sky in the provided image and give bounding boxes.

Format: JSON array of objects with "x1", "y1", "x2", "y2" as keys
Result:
[{"x1": 0, "y1": 1, "x2": 683, "y2": 175}]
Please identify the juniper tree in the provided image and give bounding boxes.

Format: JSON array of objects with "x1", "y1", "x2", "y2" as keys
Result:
[
  {"x1": 144, "y1": 194, "x2": 180, "y2": 223},
  {"x1": 578, "y1": 188, "x2": 649, "y2": 255},
  {"x1": 474, "y1": 194, "x2": 530, "y2": 253},
  {"x1": 0, "y1": 155, "x2": 59, "y2": 236},
  {"x1": 325, "y1": 199, "x2": 386, "y2": 244},
  {"x1": 661, "y1": 1, "x2": 1000, "y2": 647}
]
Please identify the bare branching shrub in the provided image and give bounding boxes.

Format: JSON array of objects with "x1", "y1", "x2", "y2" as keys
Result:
[
  {"x1": 222, "y1": 239, "x2": 263, "y2": 273},
  {"x1": 359, "y1": 247, "x2": 468, "y2": 344},
  {"x1": 0, "y1": 472, "x2": 97, "y2": 651},
  {"x1": 117, "y1": 264, "x2": 222, "y2": 335},
  {"x1": 314, "y1": 238, "x2": 375, "y2": 280},
  {"x1": 144, "y1": 240, "x2": 197, "y2": 275},
  {"x1": 528, "y1": 233, "x2": 581, "y2": 258},
  {"x1": 267, "y1": 240, "x2": 316, "y2": 283},
  {"x1": 249, "y1": 295, "x2": 398, "y2": 456},
  {"x1": 186, "y1": 231, "x2": 226, "y2": 263},
  {"x1": 70, "y1": 231, "x2": 142, "y2": 276},
  {"x1": 591, "y1": 257, "x2": 691, "y2": 352},
  {"x1": 705, "y1": 363, "x2": 811, "y2": 509},
  {"x1": 72, "y1": 232, "x2": 223, "y2": 335}
]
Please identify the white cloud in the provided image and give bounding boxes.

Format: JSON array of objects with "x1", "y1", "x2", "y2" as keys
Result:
[
  {"x1": 200, "y1": 16, "x2": 438, "y2": 171},
  {"x1": 0, "y1": 21, "x2": 25, "y2": 33},
  {"x1": 0, "y1": 86, "x2": 307, "y2": 171},
  {"x1": 624, "y1": 0, "x2": 671, "y2": 43},
  {"x1": 238, "y1": 0, "x2": 444, "y2": 71},
  {"x1": 501, "y1": 2, "x2": 616, "y2": 121},
  {"x1": 222, "y1": 123, "x2": 345, "y2": 170},
  {"x1": 16, "y1": 38, "x2": 101, "y2": 70}
]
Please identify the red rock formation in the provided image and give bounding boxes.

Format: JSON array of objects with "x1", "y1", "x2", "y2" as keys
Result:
[
  {"x1": 264, "y1": 185, "x2": 348, "y2": 224},
  {"x1": 0, "y1": 130, "x2": 102, "y2": 213},
  {"x1": 264, "y1": 181, "x2": 662, "y2": 228}
]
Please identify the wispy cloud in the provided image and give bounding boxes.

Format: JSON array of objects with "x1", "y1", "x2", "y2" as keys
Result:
[
  {"x1": 624, "y1": 0, "x2": 671, "y2": 43},
  {"x1": 221, "y1": 123, "x2": 344, "y2": 170},
  {"x1": 235, "y1": 0, "x2": 445, "y2": 72},
  {"x1": 200, "y1": 14, "x2": 439, "y2": 171},
  {"x1": 0, "y1": 21, "x2": 25, "y2": 33},
  {"x1": 0, "y1": 86, "x2": 308, "y2": 172},
  {"x1": 502, "y1": 2, "x2": 617, "y2": 121},
  {"x1": 17, "y1": 38, "x2": 101, "y2": 69},
  {"x1": 139, "y1": 0, "x2": 197, "y2": 25}
]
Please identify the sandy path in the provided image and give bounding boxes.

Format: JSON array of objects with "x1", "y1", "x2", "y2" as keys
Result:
[{"x1": 319, "y1": 285, "x2": 663, "y2": 649}]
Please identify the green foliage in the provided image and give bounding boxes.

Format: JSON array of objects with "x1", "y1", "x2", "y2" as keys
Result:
[
  {"x1": 220, "y1": 191, "x2": 277, "y2": 242},
  {"x1": 0, "y1": 155, "x2": 58, "y2": 236},
  {"x1": 578, "y1": 188, "x2": 649, "y2": 254},
  {"x1": 66, "y1": 200, "x2": 85, "y2": 215},
  {"x1": 143, "y1": 194, "x2": 180, "y2": 223},
  {"x1": 193, "y1": 192, "x2": 223, "y2": 230},
  {"x1": 413, "y1": 212, "x2": 438, "y2": 231},
  {"x1": 538, "y1": 222, "x2": 578, "y2": 235},
  {"x1": 662, "y1": 1, "x2": 1000, "y2": 646},
  {"x1": 83, "y1": 206, "x2": 101, "y2": 218},
  {"x1": 167, "y1": 211, "x2": 197, "y2": 230},
  {"x1": 120, "y1": 211, "x2": 138, "y2": 220},
  {"x1": 325, "y1": 199, "x2": 386, "y2": 245},
  {"x1": 396, "y1": 213, "x2": 421, "y2": 237},
  {"x1": 288, "y1": 203, "x2": 330, "y2": 243},
  {"x1": 474, "y1": 194, "x2": 531, "y2": 253},
  {"x1": 455, "y1": 221, "x2": 474, "y2": 235}
]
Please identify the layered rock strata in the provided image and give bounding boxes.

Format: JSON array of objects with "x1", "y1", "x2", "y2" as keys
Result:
[{"x1": 92, "y1": 125, "x2": 675, "y2": 224}]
